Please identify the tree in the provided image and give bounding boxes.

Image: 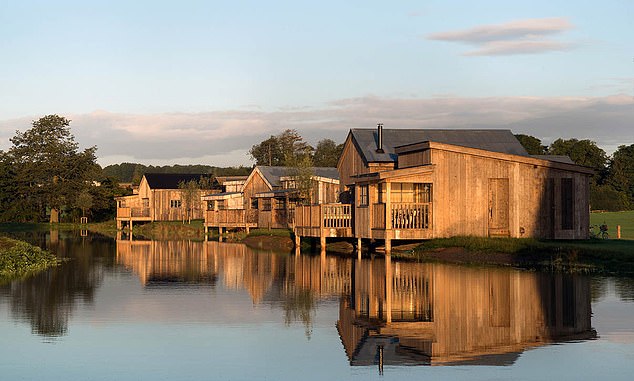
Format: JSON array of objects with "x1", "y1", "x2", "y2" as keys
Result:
[
  {"x1": 76, "y1": 190, "x2": 93, "y2": 218},
  {"x1": 285, "y1": 154, "x2": 315, "y2": 205},
  {"x1": 313, "y1": 139, "x2": 344, "y2": 167},
  {"x1": 606, "y1": 144, "x2": 634, "y2": 206},
  {"x1": 4, "y1": 115, "x2": 99, "y2": 222},
  {"x1": 548, "y1": 138, "x2": 607, "y2": 171},
  {"x1": 249, "y1": 129, "x2": 313, "y2": 166},
  {"x1": 514, "y1": 134, "x2": 547, "y2": 155}
]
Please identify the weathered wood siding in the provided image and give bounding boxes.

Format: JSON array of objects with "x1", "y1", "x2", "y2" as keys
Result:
[
  {"x1": 151, "y1": 189, "x2": 206, "y2": 221},
  {"x1": 242, "y1": 171, "x2": 271, "y2": 209},
  {"x1": 427, "y1": 148, "x2": 589, "y2": 239}
]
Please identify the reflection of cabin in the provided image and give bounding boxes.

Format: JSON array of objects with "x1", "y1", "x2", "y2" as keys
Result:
[
  {"x1": 204, "y1": 166, "x2": 340, "y2": 232},
  {"x1": 337, "y1": 258, "x2": 595, "y2": 367},
  {"x1": 295, "y1": 126, "x2": 593, "y2": 252},
  {"x1": 116, "y1": 173, "x2": 212, "y2": 229}
]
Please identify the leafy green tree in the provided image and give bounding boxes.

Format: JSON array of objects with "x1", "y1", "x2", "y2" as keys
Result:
[
  {"x1": 312, "y1": 139, "x2": 344, "y2": 167},
  {"x1": 590, "y1": 184, "x2": 630, "y2": 211},
  {"x1": 606, "y1": 144, "x2": 634, "y2": 206},
  {"x1": 285, "y1": 154, "x2": 315, "y2": 205},
  {"x1": 548, "y1": 138, "x2": 607, "y2": 171},
  {"x1": 249, "y1": 129, "x2": 314, "y2": 166},
  {"x1": 514, "y1": 134, "x2": 547, "y2": 155},
  {"x1": 75, "y1": 189, "x2": 93, "y2": 218},
  {"x1": 4, "y1": 115, "x2": 99, "y2": 222}
]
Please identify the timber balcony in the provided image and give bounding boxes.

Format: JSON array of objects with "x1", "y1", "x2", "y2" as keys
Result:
[
  {"x1": 294, "y1": 202, "x2": 432, "y2": 240},
  {"x1": 116, "y1": 207, "x2": 151, "y2": 221},
  {"x1": 204, "y1": 209, "x2": 258, "y2": 229}
]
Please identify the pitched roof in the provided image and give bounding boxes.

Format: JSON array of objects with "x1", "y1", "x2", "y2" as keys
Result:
[
  {"x1": 350, "y1": 128, "x2": 529, "y2": 163},
  {"x1": 143, "y1": 173, "x2": 210, "y2": 189},
  {"x1": 257, "y1": 166, "x2": 339, "y2": 187}
]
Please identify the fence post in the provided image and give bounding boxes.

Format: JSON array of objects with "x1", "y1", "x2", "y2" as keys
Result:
[{"x1": 617, "y1": 225, "x2": 621, "y2": 239}]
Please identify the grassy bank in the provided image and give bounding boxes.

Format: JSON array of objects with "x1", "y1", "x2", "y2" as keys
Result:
[
  {"x1": 402, "y1": 236, "x2": 634, "y2": 275},
  {"x1": 591, "y1": 210, "x2": 634, "y2": 239},
  {"x1": 0, "y1": 236, "x2": 58, "y2": 283}
]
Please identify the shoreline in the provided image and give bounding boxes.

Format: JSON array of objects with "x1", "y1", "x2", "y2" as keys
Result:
[{"x1": 3, "y1": 222, "x2": 634, "y2": 275}]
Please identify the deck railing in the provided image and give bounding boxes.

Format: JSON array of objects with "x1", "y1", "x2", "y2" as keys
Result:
[
  {"x1": 205, "y1": 209, "x2": 258, "y2": 226},
  {"x1": 131, "y1": 207, "x2": 151, "y2": 218},
  {"x1": 323, "y1": 204, "x2": 352, "y2": 228},
  {"x1": 295, "y1": 203, "x2": 352, "y2": 229},
  {"x1": 117, "y1": 207, "x2": 150, "y2": 218},
  {"x1": 391, "y1": 203, "x2": 431, "y2": 229}
]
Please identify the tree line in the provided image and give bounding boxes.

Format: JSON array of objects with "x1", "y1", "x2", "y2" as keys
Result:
[
  {"x1": 515, "y1": 134, "x2": 634, "y2": 211},
  {"x1": 102, "y1": 163, "x2": 251, "y2": 184}
]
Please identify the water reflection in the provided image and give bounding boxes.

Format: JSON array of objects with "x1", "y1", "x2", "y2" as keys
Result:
[
  {"x1": 3, "y1": 235, "x2": 601, "y2": 368},
  {"x1": 115, "y1": 239, "x2": 596, "y2": 366},
  {"x1": 4, "y1": 230, "x2": 114, "y2": 337},
  {"x1": 339, "y1": 256, "x2": 595, "y2": 366}
]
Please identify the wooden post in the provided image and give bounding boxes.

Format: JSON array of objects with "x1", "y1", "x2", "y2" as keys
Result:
[
  {"x1": 385, "y1": 237, "x2": 391, "y2": 256},
  {"x1": 385, "y1": 254, "x2": 392, "y2": 324},
  {"x1": 219, "y1": 226, "x2": 223, "y2": 242},
  {"x1": 246, "y1": 226, "x2": 250, "y2": 234},
  {"x1": 617, "y1": 225, "x2": 621, "y2": 239},
  {"x1": 357, "y1": 237, "x2": 362, "y2": 260},
  {"x1": 320, "y1": 235, "x2": 326, "y2": 251}
]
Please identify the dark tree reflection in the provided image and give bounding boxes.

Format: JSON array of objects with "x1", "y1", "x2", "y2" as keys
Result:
[{"x1": 8, "y1": 231, "x2": 114, "y2": 337}]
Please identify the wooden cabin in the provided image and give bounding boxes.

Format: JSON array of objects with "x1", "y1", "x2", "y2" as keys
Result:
[
  {"x1": 294, "y1": 126, "x2": 593, "y2": 252},
  {"x1": 116, "y1": 173, "x2": 212, "y2": 230},
  {"x1": 203, "y1": 166, "x2": 340, "y2": 233}
]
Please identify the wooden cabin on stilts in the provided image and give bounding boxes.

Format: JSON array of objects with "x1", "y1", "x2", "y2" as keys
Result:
[{"x1": 293, "y1": 125, "x2": 593, "y2": 254}]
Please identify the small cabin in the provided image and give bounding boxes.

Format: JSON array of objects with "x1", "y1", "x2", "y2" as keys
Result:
[
  {"x1": 294, "y1": 126, "x2": 593, "y2": 252},
  {"x1": 203, "y1": 166, "x2": 340, "y2": 232},
  {"x1": 116, "y1": 173, "x2": 212, "y2": 229}
]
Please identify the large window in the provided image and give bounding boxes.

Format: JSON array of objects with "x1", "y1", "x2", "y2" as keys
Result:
[
  {"x1": 359, "y1": 185, "x2": 369, "y2": 206},
  {"x1": 250, "y1": 198, "x2": 258, "y2": 210},
  {"x1": 561, "y1": 178, "x2": 574, "y2": 230},
  {"x1": 261, "y1": 198, "x2": 272, "y2": 211},
  {"x1": 382, "y1": 183, "x2": 432, "y2": 203},
  {"x1": 170, "y1": 199, "x2": 181, "y2": 208}
]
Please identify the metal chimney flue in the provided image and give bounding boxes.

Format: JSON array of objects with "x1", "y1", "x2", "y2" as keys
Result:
[{"x1": 376, "y1": 123, "x2": 384, "y2": 153}]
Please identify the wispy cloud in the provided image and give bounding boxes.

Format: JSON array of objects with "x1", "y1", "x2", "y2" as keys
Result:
[
  {"x1": 1, "y1": 94, "x2": 632, "y2": 166},
  {"x1": 427, "y1": 17, "x2": 575, "y2": 56}
]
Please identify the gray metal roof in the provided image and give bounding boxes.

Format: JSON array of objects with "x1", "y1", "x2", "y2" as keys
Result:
[
  {"x1": 350, "y1": 128, "x2": 529, "y2": 163},
  {"x1": 530, "y1": 155, "x2": 575, "y2": 164},
  {"x1": 143, "y1": 173, "x2": 211, "y2": 189},
  {"x1": 257, "y1": 166, "x2": 339, "y2": 187}
]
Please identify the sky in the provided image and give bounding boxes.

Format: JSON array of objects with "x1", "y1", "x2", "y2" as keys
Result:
[{"x1": 0, "y1": 0, "x2": 632, "y2": 166}]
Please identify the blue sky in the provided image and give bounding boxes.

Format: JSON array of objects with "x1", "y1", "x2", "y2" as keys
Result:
[{"x1": 0, "y1": 0, "x2": 632, "y2": 165}]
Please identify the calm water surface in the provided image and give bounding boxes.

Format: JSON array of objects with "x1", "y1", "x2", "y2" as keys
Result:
[{"x1": 1, "y1": 231, "x2": 634, "y2": 380}]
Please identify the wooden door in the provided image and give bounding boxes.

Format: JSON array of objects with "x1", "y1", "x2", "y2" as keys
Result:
[{"x1": 488, "y1": 179, "x2": 510, "y2": 237}]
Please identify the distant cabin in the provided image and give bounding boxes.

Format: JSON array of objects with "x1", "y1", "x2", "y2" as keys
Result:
[
  {"x1": 294, "y1": 126, "x2": 592, "y2": 252},
  {"x1": 116, "y1": 173, "x2": 212, "y2": 229},
  {"x1": 203, "y1": 166, "x2": 340, "y2": 231}
]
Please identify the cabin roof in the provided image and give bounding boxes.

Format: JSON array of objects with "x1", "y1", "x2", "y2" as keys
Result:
[
  {"x1": 215, "y1": 176, "x2": 248, "y2": 184},
  {"x1": 257, "y1": 166, "x2": 340, "y2": 187},
  {"x1": 530, "y1": 155, "x2": 575, "y2": 164},
  {"x1": 350, "y1": 128, "x2": 529, "y2": 163},
  {"x1": 143, "y1": 173, "x2": 210, "y2": 189}
]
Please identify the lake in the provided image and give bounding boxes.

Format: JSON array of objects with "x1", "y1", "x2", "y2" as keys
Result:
[{"x1": 1, "y1": 231, "x2": 634, "y2": 380}]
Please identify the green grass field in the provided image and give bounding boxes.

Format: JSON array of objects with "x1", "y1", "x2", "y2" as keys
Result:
[{"x1": 591, "y1": 210, "x2": 634, "y2": 240}]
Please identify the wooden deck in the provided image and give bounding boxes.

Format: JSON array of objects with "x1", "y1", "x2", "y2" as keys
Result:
[
  {"x1": 294, "y1": 202, "x2": 433, "y2": 241},
  {"x1": 295, "y1": 204, "x2": 353, "y2": 238}
]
